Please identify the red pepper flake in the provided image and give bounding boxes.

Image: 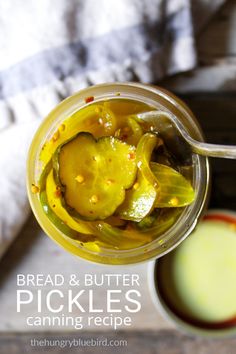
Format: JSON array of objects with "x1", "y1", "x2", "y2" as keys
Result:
[
  {"x1": 54, "y1": 187, "x2": 61, "y2": 198},
  {"x1": 85, "y1": 96, "x2": 94, "y2": 104},
  {"x1": 128, "y1": 152, "x2": 135, "y2": 160}
]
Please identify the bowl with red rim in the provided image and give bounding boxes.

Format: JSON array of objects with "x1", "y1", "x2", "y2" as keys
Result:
[{"x1": 149, "y1": 209, "x2": 236, "y2": 338}]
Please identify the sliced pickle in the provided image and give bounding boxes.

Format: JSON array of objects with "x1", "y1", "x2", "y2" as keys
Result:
[
  {"x1": 96, "y1": 223, "x2": 153, "y2": 248},
  {"x1": 41, "y1": 172, "x2": 143, "y2": 249},
  {"x1": 55, "y1": 132, "x2": 137, "y2": 220},
  {"x1": 117, "y1": 170, "x2": 157, "y2": 222},
  {"x1": 136, "y1": 210, "x2": 159, "y2": 229},
  {"x1": 139, "y1": 208, "x2": 182, "y2": 235},
  {"x1": 118, "y1": 133, "x2": 159, "y2": 221},
  {"x1": 45, "y1": 169, "x2": 95, "y2": 235},
  {"x1": 104, "y1": 99, "x2": 151, "y2": 116},
  {"x1": 40, "y1": 190, "x2": 79, "y2": 240},
  {"x1": 40, "y1": 103, "x2": 116, "y2": 166},
  {"x1": 150, "y1": 162, "x2": 195, "y2": 207},
  {"x1": 38, "y1": 163, "x2": 150, "y2": 249},
  {"x1": 96, "y1": 210, "x2": 180, "y2": 248},
  {"x1": 115, "y1": 117, "x2": 143, "y2": 146}
]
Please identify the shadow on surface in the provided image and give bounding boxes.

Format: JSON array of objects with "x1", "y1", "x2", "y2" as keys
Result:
[{"x1": 180, "y1": 93, "x2": 236, "y2": 210}]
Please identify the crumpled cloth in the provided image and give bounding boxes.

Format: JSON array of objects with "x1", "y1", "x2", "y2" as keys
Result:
[{"x1": 0, "y1": 0, "x2": 225, "y2": 258}]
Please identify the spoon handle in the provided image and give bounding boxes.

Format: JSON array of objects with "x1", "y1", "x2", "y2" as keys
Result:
[
  {"x1": 181, "y1": 130, "x2": 236, "y2": 159},
  {"x1": 137, "y1": 111, "x2": 236, "y2": 160}
]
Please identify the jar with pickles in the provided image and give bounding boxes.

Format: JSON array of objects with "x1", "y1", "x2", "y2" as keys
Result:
[{"x1": 27, "y1": 83, "x2": 210, "y2": 264}]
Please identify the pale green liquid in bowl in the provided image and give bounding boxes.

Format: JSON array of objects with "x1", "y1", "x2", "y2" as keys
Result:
[{"x1": 158, "y1": 215, "x2": 236, "y2": 324}]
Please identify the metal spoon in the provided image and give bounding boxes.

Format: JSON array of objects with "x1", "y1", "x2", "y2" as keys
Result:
[{"x1": 136, "y1": 111, "x2": 236, "y2": 159}]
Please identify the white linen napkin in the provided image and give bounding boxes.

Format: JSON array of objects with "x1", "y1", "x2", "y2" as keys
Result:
[
  {"x1": 0, "y1": 121, "x2": 40, "y2": 259},
  {"x1": 0, "y1": 0, "x2": 225, "y2": 257}
]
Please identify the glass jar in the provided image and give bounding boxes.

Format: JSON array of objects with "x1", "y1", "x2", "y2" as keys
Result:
[{"x1": 27, "y1": 82, "x2": 210, "y2": 265}]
